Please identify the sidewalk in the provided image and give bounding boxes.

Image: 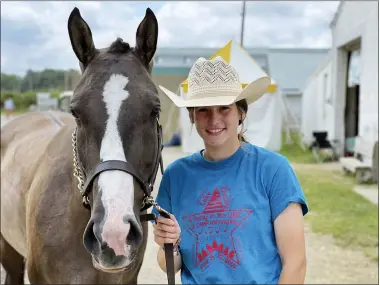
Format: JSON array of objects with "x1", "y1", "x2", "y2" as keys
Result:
[{"x1": 354, "y1": 185, "x2": 378, "y2": 205}]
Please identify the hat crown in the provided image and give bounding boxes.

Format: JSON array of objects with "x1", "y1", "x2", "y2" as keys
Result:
[{"x1": 187, "y1": 57, "x2": 242, "y2": 97}]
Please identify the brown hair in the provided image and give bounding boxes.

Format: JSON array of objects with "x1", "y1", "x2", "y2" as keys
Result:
[
  {"x1": 236, "y1": 99, "x2": 248, "y2": 142},
  {"x1": 187, "y1": 99, "x2": 249, "y2": 143}
]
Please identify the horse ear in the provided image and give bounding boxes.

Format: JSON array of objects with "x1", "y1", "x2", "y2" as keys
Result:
[
  {"x1": 135, "y1": 8, "x2": 158, "y2": 67},
  {"x1": 67, "y1": 7, "x2": 96, "y2": 68}
]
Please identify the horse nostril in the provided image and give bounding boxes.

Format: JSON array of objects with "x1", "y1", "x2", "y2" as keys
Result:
[
  {"x1": 124, "y1": 215, "x2": 143, "y2": 247},
  {"x1": 127, "y1": 226, "x2": 139, "y2": 247},
  {"x1": 100, "y1": 242, "x2": 108, "y2": 251},
  {"x1": 83, "y1": 220, "x2": 97, "y2": 253}
]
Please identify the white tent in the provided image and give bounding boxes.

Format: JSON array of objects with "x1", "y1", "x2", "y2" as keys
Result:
[{"x1": 178, "y1": 40, "x2": 282, "y2": 153}]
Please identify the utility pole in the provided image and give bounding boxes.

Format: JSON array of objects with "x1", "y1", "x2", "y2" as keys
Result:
[
  {"x1": 29, "y1": 74, "x2": 33, "y2": 91},
  {"x1": 64, "y1": 71, "x2": 68, "y2": 90},
  {"x1": 240, "y1": 1, "x2": 246, "y2": 47}
]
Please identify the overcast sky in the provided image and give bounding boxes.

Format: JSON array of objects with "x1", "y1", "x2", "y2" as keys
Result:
[{"x1": 1, "y1": 1, "x2": 340, "y2": 76}]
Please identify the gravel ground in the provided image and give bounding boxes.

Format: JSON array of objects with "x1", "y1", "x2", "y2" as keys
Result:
[
  {"x1": 1, "y1": 116, "x2": 378, "y2": 284},
  {"x1": 1, "y1": 114, "x2": 14, "y2": 127}
]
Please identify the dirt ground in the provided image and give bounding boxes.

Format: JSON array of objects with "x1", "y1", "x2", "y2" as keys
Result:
[{"x1": 1, "y1": 120, "x2": 378, "y2": 283}]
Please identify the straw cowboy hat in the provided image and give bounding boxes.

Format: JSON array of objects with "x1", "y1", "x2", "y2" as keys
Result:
[{"x1": 158, "y1": 56, "x2": 271, "y2": 108}]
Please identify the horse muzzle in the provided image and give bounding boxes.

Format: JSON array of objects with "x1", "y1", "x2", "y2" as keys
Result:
[{"x1": 92, "y1": 255, "x2": 135, "y2": 274}]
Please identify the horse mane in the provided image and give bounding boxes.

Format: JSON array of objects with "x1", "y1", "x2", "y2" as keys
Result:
[{"x1": 108, "y1": 38, "x2": 131, "y2": 54}]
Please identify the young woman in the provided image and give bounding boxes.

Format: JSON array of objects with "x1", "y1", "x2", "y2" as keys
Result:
[{"x1": 152, "y1": 57, "x2": 309, "y2": 284}]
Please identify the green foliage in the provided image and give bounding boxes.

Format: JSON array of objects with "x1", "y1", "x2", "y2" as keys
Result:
[
  {"x1": 0, "y1": 90, "x2": 63, "y2": 110},
  {"x1": 1, "y1": 68, "x2": 81, "y2": 110},
  {"x1": 278, "y1": 131, "x2": 316, "y2": 163},
  {"x1": 1, "y1": 91, "x2": 36, "y2": 109},
  {"x1": 1, "y1": 73, "x2": 22, "y2": 91},
  {"x1": 1, "y1": 68, "x2": 81, "y2": 93}
]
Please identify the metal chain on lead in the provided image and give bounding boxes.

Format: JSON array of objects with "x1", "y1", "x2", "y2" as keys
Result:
[
  {"x1": 71, "y1": 128, "x2": 85, "y2": 193},
  {"x1": 141, "y1": 195, "x2": 156, "y2": 209},
  {"x1": 141, "y1": 195, "x2": 170, "y2": 216}
]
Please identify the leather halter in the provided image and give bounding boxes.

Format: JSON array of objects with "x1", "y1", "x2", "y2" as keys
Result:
[
  {"x1": 72, "y1": 118, "x2": 163, "y2": 209},
  {"x1": 71, "y1": 118, "x2": 176, "y2": 284}
]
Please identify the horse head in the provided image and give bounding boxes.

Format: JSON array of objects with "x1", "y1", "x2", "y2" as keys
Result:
[{"x1": 67, "y1": 7, "x2": 160, "y2": 273}]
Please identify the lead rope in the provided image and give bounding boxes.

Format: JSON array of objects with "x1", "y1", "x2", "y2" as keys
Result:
[{"x1": 140, "y1": 198, "x2": 176, "y2": 285}]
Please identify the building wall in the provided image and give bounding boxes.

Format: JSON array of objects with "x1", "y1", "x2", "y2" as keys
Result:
[
  {"x1": 320, "y1": 62, "x2": 334, "y2": 137},
  {"x1": 266, "y1": 49, "x2": 329, "y2": 130},
  {"x1": 267, "y1": 49, "x2": 329, "y2": 93},
  {"x1": 301, "y1": 58, "x2": 333, "y2": 145},
  {"x1": 331, "y1": 1, "x2": 378, "y2": 153}
]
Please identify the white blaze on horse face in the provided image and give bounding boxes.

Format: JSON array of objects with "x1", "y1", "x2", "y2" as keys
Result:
[{"x1": 98, "y1": 74, "x2": 134, "y2": 257}]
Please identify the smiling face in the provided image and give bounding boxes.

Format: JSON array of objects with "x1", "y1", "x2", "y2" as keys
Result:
[{"x1": 190, "y1": 103, "x2": 243, "y2": 149}]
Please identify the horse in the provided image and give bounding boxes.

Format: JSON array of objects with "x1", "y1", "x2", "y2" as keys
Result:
[{"x1": 1, "y1": 6, "x2": 162, "y2": 284}]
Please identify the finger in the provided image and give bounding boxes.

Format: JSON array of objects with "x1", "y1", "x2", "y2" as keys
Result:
[
  {"x1": 154, "y1": 232, "x2": 177, "y2": 243},
  {"x1": 154, "y1": 236, "x2": 178, "y2": 247},
  {"x1": 156, "y1": 215, "x2": 174, "y2": 225},
  {"x1": 155, "y1": 223, "x2": 177, "y2": 233},
  {"x1": 154, "y1": 236, "x2": 178, "y2": 246},
  {"x1": 153, "y1": 228, "x2": 179, "y2": 240},
  {"x1": 153, "y1": 228, "x2": 179, "y2": 239},
  {"x1": 156, "y1": 216, "x2": 174, "y2": 226},
  {"x1": 170, "y1": 214, "x2": 181, "y2": 228}
]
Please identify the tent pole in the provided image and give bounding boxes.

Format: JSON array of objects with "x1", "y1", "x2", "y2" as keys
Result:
[{"x1": 240, "y1": 1, "x2": 246, "y2": 47}]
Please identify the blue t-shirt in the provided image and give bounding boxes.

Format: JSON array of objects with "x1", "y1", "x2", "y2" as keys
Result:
[{"x1": 153, "y1": 142, "x2": 308, "y2": 284}]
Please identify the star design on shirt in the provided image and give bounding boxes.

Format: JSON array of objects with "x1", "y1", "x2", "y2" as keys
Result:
[{"x1": 182, "y1": 187, "x2": 253, "y2": 270}]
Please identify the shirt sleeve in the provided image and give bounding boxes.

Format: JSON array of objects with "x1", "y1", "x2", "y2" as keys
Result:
[
  {"x1": 267, "y1": 158, "x2": 309, "y2": 222},
  {"x1": 151, "y1": 167, "x2": 172, "y2": 221}
]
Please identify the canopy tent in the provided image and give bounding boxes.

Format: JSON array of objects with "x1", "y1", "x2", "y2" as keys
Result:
[{"x1": 178, "y1": 40, "x2": 283, "y2": 153}]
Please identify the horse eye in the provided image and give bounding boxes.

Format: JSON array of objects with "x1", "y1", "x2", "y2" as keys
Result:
[
  {"x1": 70, "y1": 108, "x2": 79, "y2": 120},
  {"x1": 150, "y1": 107, "x2": 160, "y2": 118}
]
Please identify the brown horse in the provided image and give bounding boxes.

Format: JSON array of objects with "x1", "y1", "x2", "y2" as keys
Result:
[{"x1": 1, "y1": 6, "x2": 161, "y2": 284}]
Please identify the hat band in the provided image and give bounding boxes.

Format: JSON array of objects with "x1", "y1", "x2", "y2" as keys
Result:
[{"x1": 186, "y1": 88, "x2": 241, "y2": 100}]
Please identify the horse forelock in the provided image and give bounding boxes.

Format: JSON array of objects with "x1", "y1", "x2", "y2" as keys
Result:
[{"x1": 108, "y1": 38, "x2": 131, "y2": 55}]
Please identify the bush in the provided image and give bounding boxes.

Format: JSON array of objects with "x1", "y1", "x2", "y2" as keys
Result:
[
  {"x1": 1, "y1": 91, "x2": 36, "y2": 110},
  {"x1": 20, "y1": 91, "x2": 37, "y2": 108}
]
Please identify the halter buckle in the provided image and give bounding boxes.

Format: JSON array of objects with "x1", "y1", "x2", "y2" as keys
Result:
[{"x1": 82, "y1": 196, "x2": 90, "y2": 209}]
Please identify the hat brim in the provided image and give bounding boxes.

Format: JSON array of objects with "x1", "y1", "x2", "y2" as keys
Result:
[{"x1": 159, "y1": 76, "x2": 271, "y2": 108}]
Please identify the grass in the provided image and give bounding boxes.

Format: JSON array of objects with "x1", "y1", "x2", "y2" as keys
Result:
[
  {"x1": 278, "y1": 131, "x2": 316, "y2": 163},
  {"x1": 279, "y1": 133, "x2": 378, "y2": 262},
  {"x1": 0, "y1": 108, "x2": 28, "y2": 115},
  {"x1": 295, "y1": 166, "x2": 379, "y2": 261}
]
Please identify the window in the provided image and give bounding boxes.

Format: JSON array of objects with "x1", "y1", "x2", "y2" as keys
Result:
[{"x1": 347, "y1": 50, "x2": 361, "y2": 87}]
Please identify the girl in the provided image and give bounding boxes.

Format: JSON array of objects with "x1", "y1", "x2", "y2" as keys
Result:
[{"x1": 152, "y1": 57, "x2": 308, "y2": 284}]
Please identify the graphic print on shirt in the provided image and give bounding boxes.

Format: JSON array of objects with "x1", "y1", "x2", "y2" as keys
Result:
[{"x1": 181, "y1": 186, "x2": 253, "y2": 271}]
